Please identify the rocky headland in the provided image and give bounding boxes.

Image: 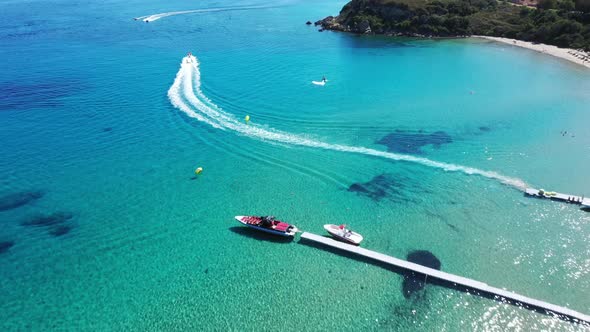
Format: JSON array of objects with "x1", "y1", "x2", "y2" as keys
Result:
[{"x1": 314, "y1": 0, "x2": 590, "y2": 51}]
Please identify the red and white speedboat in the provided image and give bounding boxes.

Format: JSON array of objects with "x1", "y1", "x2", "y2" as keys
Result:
[{"x1": 235, "y1": 216, "x2": 299, "y2": 237}]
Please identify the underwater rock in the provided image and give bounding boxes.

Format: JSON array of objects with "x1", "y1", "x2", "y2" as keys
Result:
[
  {"x1": 21, "y1": 212, "x2": 73, "y2": 228},
  {"x1": 376, "y1": 130, "x2": 452, "y2": 154},
  {"x1": 407, "y1": 251, "x2": 441, "y2": 269},
  {"x1": 102, "y1": 127, "x2": 113, "y2": 132},
  {"x1": 446, "y1": 223, "x2": 459, "y2": 232},
  {"x1": 48, "y1": 225, "x2": 72, "y2": 237},
  {"x1": 478, "y1": 126, "x2": 491, "y2": 132},
  {"x1": 348, "y1": 175, "x2": 391, "y2": 201},
  {"x1": 0, "y1": 80, "x2": 80, "y2": 111},
  {"x1": 402, "y1": 250, "x2": 441, "y2": 299},
  {"x1": 0, "y1": 241, "x2": 15, "y2": 254},
  {"x1": 423, "y1": 209, "x2": 460, "y2": 232},
  {"x1": 0, "y1": 191, "x2": 44, "y2": 211},
  {"x1": 348, "y1": 183, "x2": 386, "y2": 200},
  {"x1": 348, "y1": 174, "x2": 405, "y2": 201}
]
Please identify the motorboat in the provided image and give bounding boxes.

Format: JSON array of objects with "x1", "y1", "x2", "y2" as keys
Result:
[
  {"x1": 323, "y1": 224, "x2": 363, "y2": 245},
  {"x1": 235, "y1": 215, "x2": 299, "y2": 237}
]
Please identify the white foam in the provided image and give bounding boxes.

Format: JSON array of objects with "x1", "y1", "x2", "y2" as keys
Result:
[
  {"x1": 135, "y1": 5, "x2": 273, "y2": 22},
  {"x1": 168, "y1": 55, "x2": 527, "y2": 190},
  {"x1": 167, "y1": 58, "x2": 222, "y2": 129}
]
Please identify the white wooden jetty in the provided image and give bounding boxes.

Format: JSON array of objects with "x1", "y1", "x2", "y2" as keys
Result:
[
  {"x1": 300, "y1": 232, "x2": 590, "y2": 324},
  {"x1": 525, "y1": 188, "x2": 590, "y2": 208}
]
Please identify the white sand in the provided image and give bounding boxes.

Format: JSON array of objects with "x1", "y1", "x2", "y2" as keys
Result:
[{"x1": 474, "y1": 35, "x2": 590, "y2": 70}]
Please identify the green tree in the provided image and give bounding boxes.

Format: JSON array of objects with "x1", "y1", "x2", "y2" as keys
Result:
[
  {"x1": 575, "y1": 0, "x2": 590, "y2": 12},
  {"x1": 538, "y1": 0, "x2": 558, "y2": 9},
  {"x1": 520, "y1": 6, "x2": 532, "y2": 17},
  {"x1": 558, "y1": 0, "x2": 576, "y2": 10}
]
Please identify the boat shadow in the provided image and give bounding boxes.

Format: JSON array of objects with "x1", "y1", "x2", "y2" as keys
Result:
[
  {"x1": 298, "y1": 238, "x2": 584, "y2": 325},
  {"x1": 229, "y1": 226, "x2": 294, "y2": 243}
]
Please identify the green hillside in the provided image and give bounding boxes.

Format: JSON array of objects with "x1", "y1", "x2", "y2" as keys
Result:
[{"x1": 317, "y1": 0, "x2": 590, "y2": 50}]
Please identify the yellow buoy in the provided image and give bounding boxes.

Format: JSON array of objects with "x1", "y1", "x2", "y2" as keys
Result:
[
  {"x1": 195, "y1": 167, "x2": 203, "y2": 175},
  {"x1": 245, "y1": 115, "x2": 250, "y2": 123}
]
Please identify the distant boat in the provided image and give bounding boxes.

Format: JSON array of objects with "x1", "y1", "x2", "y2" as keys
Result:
[
  {"x1": 323, "y1": 224, "x2": 363, "y2": 245},
  {"x1": 235, "y1": 216, "x2": 299, "y2": 237},
  {"x1": 312, "y1": 78, "x2": 327, "y2": 86}
]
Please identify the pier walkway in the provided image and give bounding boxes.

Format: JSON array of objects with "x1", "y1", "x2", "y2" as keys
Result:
[
  {"x1": 525, "y1": 188, "x2": 590, "y2": 208},
  {"x1": 300, "y1": 232, "x2": 590, "y2": 324}
]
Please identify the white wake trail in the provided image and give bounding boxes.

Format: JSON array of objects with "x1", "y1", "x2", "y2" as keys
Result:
[
  {"x1": 169, "y1": 56, "x2": 527, "y2": 190},
  {"x1": 166, "y1": 57, "x2": 222, "y2": 129},
  {"x1": 135, "y1": 5, "x2": 274, "y2": 22}
]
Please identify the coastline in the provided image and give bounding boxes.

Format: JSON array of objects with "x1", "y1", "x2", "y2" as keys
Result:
[
  {"x1": 473, "y1": 35, "x2": 590, "y2": 70},
  {"x1": 314, "y1": 16, "x2": 590, "y2": 71}
]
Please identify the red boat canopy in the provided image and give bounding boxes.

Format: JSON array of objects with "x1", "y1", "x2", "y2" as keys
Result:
[
  {"x1": 275, "y1": 222, "x2": 290, "y2": 232},
  {"x1": 243, "y1": 216, "x2": 261, "y2": 225}
]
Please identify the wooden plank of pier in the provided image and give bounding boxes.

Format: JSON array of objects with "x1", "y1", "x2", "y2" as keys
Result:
[{"x1": 300, "y1": 232, "x2": 590, "y2": 324}]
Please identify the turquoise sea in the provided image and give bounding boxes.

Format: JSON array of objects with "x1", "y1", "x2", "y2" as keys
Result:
[{"x1": 1, "y1": 0, "x2": 590, "y2": 330}]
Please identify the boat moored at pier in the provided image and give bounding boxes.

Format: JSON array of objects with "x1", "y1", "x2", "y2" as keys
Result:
[{"x1": 235, "y1": 216, "x2": 299, "y2": 237}]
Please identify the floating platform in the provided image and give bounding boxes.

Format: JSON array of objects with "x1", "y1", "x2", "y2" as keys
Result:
[
  {"x1": 525, "y1": 188, "x2": 590, "y2": 208},
  {"x1": 300, "y1": 232, "x2": 590, "y2": 325}
]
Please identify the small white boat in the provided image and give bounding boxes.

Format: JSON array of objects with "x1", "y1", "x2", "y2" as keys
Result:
[
  {"x1": 312, "y1": 79, "x2": 327, "y2": 86},
  {"x1": 323, "y1": 224, "x2": 363, "y2": 245}
]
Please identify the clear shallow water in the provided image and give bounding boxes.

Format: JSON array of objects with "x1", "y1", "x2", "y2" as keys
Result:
[{"x1": 1, "y1": 0, "x2": 590, "y2": 330}]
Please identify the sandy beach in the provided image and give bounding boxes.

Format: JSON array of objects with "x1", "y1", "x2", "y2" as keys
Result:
[{"x1": 474, "y1": 35, "x2": 590, "y2": 70}]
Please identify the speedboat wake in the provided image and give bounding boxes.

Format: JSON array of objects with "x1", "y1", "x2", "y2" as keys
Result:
[
  {"x1": 134, "y1": 5, "x2": 275, "y2": 22},
  {"x1": 168, "y1": 55, "x2": 527, "y2": 190}
]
